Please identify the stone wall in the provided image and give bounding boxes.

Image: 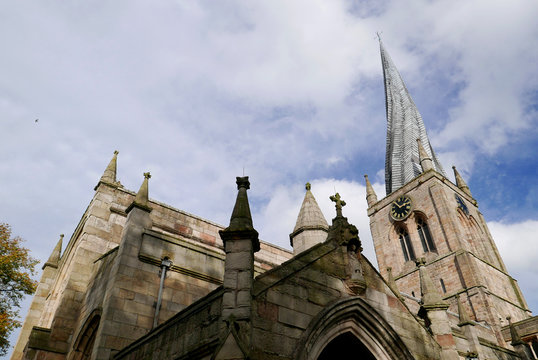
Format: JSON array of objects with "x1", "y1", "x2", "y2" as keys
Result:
[
  {"x1": 367, "y1": 170, "x2": 531, "y2": 338},
  {"x1": 16, "y1": 181, "x2": 291, "y2": 359}
]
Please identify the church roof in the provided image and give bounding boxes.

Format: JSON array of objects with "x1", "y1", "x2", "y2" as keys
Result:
[{"x1": 380, "y1": 39, "x2": 446, "y2": 194}]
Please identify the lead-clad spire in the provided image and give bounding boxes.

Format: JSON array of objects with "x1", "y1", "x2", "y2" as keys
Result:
[{"x1": 380, "y1": 39, "x2": 446, "y2": 194}]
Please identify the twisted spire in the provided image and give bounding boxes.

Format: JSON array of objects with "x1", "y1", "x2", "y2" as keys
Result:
[{"x1": 379, "y1": 39, "x2": 446, "y2": 194}]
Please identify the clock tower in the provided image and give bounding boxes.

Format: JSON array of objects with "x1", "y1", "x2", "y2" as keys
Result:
[{"x1": 366, "y1": 39, "x2": 531, "y2": 345}]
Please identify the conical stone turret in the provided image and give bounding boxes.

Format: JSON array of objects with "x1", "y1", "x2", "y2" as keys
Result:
[{"x1": 290, "y1": 182, "x2": 329, "y2": 255}]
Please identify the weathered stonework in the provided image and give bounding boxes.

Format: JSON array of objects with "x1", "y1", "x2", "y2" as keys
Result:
[
  {"x1": 14, "y1": 40, "x2": 538, "y2": 360},
  {"x1": 13, "y1": 168, "x2": 291, "y2": 360}
]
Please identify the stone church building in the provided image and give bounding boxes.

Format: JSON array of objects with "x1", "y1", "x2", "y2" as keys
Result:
[{"x1": 12, "y1": 41, "x2": 538, "y2": 359}]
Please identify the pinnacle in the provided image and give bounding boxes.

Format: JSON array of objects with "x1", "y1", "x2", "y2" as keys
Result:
[
  {"x1": 452, "y1": 166, "x2": 472, "y2": 197},
  {"x1": 220, "y1": 176, "x2": 259, "y2": 252},
  {"x1": 95, "y1": 150, "x2": 120, "y2": 190},
  {"x1": 364, "y1": 174, "x2": 378, "y2": 207},
  {"x1": 126, "y1": 172, "x2": 152, "y2": 213},
  {"x1": 417, "y1": 138, "x2": 433, "y2": 172},
  {"x1": 416, "y1": 258, "x2": 448, "y2": 309},
  {"x1": 457, "y1": 294, "x2": 473, "y2": 326},
  {"x1": 43, "y1": 234, "x2": 63, "y2": 269},
  {"x1": 507, "y1": 316, "x2": 525, "y2": 346}
]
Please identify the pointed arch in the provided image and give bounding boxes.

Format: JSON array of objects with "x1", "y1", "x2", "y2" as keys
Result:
[
  {"x1": 396, "y1": 225, "x2": 415, "y2": 262},
  {"x1": 294, "y1": 297, "x2": 414, "y2": 360},
  {"x1": 415, "y1": 214, "x2": 436, "y2": 253},
  {"x1": 70, "y1": 309, "x2": 101, "y2": 360}
]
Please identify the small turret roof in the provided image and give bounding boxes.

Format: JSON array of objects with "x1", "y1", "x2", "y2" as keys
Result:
[{"x1": 292, "y1": 183, "x2": 329, "y2": 234}]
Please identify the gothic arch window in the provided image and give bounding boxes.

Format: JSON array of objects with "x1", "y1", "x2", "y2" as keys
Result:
[
  {"x1": 397, "y1": 226, "x2": 415, "y2": 262},
  {"x1": 70, "y1": 310, "x2": 101, "y2": 360},
  {"x1": 416, "y1": 217, "x2": 436, "y2": 253}
]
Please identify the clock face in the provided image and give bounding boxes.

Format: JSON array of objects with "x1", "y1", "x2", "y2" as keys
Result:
[
  {"x1": 390, "y1": 195, "x2": 412, "y2": 221},
  {"x1": 455, "y1": 194, "x2": 469, "y2": 216}
]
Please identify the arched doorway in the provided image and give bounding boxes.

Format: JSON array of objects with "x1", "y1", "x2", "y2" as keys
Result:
[
  {"x1": 318, "y1": 331, "x2": 376, "y2": 360},
  {"x1": 295, "y1": 298, "x2": 415, "y2": 360}
]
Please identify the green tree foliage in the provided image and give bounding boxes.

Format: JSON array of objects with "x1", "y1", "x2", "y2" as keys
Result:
[{"x1": 0, "y1": 223, "x2": 38, "y2": 356}]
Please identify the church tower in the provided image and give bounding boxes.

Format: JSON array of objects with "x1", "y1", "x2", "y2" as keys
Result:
[{"x1": 366, "y1": 39, "x2": 531, "y2": 345}]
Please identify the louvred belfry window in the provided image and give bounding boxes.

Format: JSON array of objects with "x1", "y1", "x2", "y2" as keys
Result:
[
  {"x1": 398, "y1": 227, "x2": 415, "y2": 262},
  {"x1": 417, "y1": 217, "x2": 436, "y2": 253}
]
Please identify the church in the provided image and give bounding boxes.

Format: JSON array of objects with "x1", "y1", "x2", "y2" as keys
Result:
[{"x1": 12, "y1": 41, "x2": 538, "y2": 359}]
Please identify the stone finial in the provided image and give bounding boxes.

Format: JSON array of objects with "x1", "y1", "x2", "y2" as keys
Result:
[
  {"x1": 95, "y1": 150, "x2": 120, "y2": 190},
  {"x1": 364, "y1": 175, "x2": 378, "y2": 207},
  {"x1": 329, "y1": 193, "x2": 346, "y2": 218},
  {"x1": 43, "y1": 234, "x2": 63, "y2": 269},
  {"x1": 220, "y1": 176, "x2": 259, "y2": 251},
  {"x1": 416, "y1": 258, "x2": 448, "y2": 309},
  {"x1": 417, "y1": 138, "x2": 433, "y2": 172},
  {"x1": 456, "y1": 294, "x2": 473, "y2": 327},
  {"x1": 290, "y1": 182, "x2": 329, "y2": 254},
  {"x1": 386, "y1": 267, "x2": 403, "y2": 301},
  {"x1": 452, "y1": 166, "x2": 472, "y2": 197},
  {"x1": 126, "y1": 172, "x2": 152, "y2": 213}
]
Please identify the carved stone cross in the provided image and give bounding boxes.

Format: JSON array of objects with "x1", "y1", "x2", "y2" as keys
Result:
[{"x1": 330, "y1": 192, "x2": 346, "y2": 217}]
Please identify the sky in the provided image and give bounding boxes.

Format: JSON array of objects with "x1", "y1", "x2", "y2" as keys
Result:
[{"x1": 1, "y1": 0, "x2": 537, "y2": 356}]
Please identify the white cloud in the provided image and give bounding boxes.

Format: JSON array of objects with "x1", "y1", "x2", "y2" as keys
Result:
[
  {"x1": 2, "y1": 0, "x2": 538, "y2": 356},
  {"x1": 489, "y1": 220, "x2": 538, "y2": 314}
]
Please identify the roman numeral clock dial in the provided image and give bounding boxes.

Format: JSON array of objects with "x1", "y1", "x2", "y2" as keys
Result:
[{"x1": 390, "y1": 195, "x2": 412, "y2": 221}]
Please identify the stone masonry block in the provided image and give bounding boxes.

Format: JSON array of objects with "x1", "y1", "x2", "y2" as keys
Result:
[
  {"x1": 225, "y1": 252, "x2": 253, "y2": 270},
  {"x1": 278, "y1": 306, "x2": 311, "y2": 329}
]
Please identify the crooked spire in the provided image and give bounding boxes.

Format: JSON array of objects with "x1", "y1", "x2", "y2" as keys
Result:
[
  {"x1": 290, "y1": 182, "x2": 329, "y2": 255},
  {"x1": 380, "y1": 39, "x2": 446, "y2": 194}
]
